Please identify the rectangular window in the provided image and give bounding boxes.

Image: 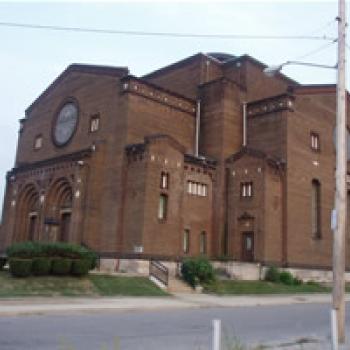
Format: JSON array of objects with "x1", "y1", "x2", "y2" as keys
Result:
[
  {"x1": 160, "y1": 172, "x2": 169, "y2": 189},
  {"x1": 34, "y1": 135, "x2": 42, "y2": 150},
  {"x1": 203, "y1": 184, "x2": 208, "y2": 197},
  {"x1": 158, "y1": 194, "x2": 168, "y2": 220},
  {"x1": 187, "y1": 181, "x2": 192, "y2": 194},
  {"x1": 241, "y1": 182, "x2": 253, "y2": 198},
  {"x1": 187, "y1": 181, "x2": 208, "y2": 197},
  {"x1": 90, "y1": 115, "x2": 100, "y2": 133},
  {"x1": 199, "y1": 231, "x2": 207, "y2": 255},
  {"x1": 183, "y1": 229, "x2": 190, "y2": 254},
  {"x1": 310, "y1": 132, "x2": 320, "y2": 151}
]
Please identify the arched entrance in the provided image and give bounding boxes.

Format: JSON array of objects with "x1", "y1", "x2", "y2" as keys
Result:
[
  {"x1": 45, "y1": 178, "x2": 73, "y2": 242},
  {"x1": 15, "y1": 184, "x2": 40, "y2": 242}
]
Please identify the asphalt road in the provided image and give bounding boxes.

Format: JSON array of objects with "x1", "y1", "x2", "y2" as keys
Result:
[{"x1": 0, "y1": 302, "x2": 349, "y2": 350}]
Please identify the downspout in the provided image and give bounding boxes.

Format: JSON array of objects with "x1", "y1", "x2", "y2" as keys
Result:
[
  {"x1": 242, "y1": 102, "x2": 247, "y2": 147},
  {"x1": 195, "y1": 100, "x2": 201, "y2": 157}
]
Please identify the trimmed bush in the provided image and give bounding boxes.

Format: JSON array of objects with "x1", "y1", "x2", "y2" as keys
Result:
[
  {"x1": 279, "y1": 271, "x2": 295, "y2": 285},
  {"x1": 181, "y1": 257, "x2": 215, "y2": 288},
  {"x1": 9, "y1": 258, "x2": 32, "y2": 277},
  {"x1": 51, "y1": 258, "x2": 72, "y2": 275},
  {"x1": 32, "y1": 257, "x2": 51, "y2": 276},
  {"x1": 6, "y1": 242, "x2": 98, "y2": 273},
  {"x1": 264, "y1": 266, "x2": 281, "y2": 283},
  {"x1": 0, "y1": 257, "x2": 7, "y2": 270},
  {"x1": 71, "y1": 259, "x2": 91, "y2": 276}
]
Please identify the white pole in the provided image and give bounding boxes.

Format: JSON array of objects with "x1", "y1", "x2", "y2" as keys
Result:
[
  {"x1": 331, "y1": 309, "x2": 339, "y2": 350},
  {"x1": 212, "y1": 319, "x2": 221, "y2": 350},
  {"x1": 333, "y1": 0, "x2": 347, "y2": 344}
]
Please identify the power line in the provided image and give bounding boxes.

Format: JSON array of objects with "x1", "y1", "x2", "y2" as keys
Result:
[
  {"x1": 0, "y1": 21, "x2": 337, "y2": 41},
  {"x1": 293, "y1": 39, "x2": 337, "y2": 61},
  {"x1": 306, "y1": 19, "x2": 336, "y2": 37}
]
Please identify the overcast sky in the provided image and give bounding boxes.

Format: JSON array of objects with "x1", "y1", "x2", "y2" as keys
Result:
[{"x1": 0, "y1": 0, "x2": 344, "y2": 216}]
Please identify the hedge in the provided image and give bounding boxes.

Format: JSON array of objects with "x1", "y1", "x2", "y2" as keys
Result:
[
  {"x1": 6, "y1": 242, "x2": 98, "y2": 268},
  {"x1": 32, "y1": 257, "x2": 51, "y2": 276},
  {"x1": 71, "y1": 259, "x2": 91, "y2": 276},
  {"x1": 0, "y1": 257, "x2": 7, "y2": 270},
  {"x1": 51, "y1": 258, "x2": 73, "y2": 275},
  {"x1": 9, "y1": 258, "x2": 32, "y2": 277}
]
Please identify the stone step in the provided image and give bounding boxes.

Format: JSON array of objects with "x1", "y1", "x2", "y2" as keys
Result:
[{"x1": 167, "y1": 277, "x2": 195, "y2": 293}]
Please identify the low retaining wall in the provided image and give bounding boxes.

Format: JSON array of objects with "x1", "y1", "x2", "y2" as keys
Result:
[
  {"x1": 99, "y1": 258, "x2": 350, "y2": 283},
  {"x1": 98, "y1": 258, "x2": 179, "y2": 277}
]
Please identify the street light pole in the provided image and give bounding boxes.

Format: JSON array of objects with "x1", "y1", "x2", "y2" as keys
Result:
[{"x1": 333, "y1": 0, "x2": 347, "y2": 344}]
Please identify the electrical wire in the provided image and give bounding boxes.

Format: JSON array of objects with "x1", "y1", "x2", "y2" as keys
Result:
[
  {"x1": 306, "y1": 19, "x2": 336, "y2": 37},
  {"x1": 0, "y1": 21, "x2": 337, "y2": 41},
  {"x1": 292, "y1": 39, "x2": 337, "y2": 61}
]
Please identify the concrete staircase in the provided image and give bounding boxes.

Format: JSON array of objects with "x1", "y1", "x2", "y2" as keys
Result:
[{"x1": 167, "y1": 276, "x2": 196, "y2": 294}]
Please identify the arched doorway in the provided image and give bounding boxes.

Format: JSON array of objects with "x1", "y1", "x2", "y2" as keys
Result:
[
  {"x1": 15, "y1": 184, "x2": 40, "y2": 242},
  {"x1": 45, "y1": 178, "x2": 73, "y2": 242}
]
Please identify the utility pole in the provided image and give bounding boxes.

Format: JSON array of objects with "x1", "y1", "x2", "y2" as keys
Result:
[{"x1": 333, "y1": 0, "x2": 347, "y2": 344}]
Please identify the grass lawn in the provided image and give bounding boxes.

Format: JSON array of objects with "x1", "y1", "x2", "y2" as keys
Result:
[
  {"x1": 0, "y1": 271, "x2": 168, "y2": 297},
  {"x1": 204, "y1": 280, "x2": 332, "y2": 295}
]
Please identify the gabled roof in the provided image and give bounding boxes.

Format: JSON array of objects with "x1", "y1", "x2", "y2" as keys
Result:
[
  {"x1": 26, "y1": 64, "x2": 129, "y2": 115},
  {"x1": 227, "y1": 146, "x2": 285, "y2": 169},
  {"x1": 125, "y1": 134, "x2": 187, "y2": 155},
  {"x1": 184, "y1": 154, "x2": 217, "y2": 168},
  {"x1": 223, "y1": 54, "x2": 299, "y2": 86},
  {"x1": 142, "y1": 52, "x2": 221, "y2": 80}
]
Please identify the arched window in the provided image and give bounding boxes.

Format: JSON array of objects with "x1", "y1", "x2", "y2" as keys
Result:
[
  {"x1": 311, "y1": 179, "x2": 321, "y2": 239},
  {"x1": 199, "y1": 231, "x2": 207, "y2": 254}
]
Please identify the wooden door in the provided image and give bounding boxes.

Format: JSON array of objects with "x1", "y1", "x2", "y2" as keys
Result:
[
  {"x1": 60, "y1": 212, "x2": 71, "y2": 242},
  {"x1": 242, "y1": 232, "x2": 254, "y2": 262},
  {"x1": 28, "y1": 215, "x2": 37, "y2": 241}
]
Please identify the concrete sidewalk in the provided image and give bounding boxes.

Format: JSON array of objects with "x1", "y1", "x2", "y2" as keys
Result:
[{"x1": 0, "y1": 293, "x2": 348, "y2": 316}]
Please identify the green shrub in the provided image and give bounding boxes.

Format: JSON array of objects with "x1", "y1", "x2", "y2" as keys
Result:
[
  {"x1": 6, "y1": 241, "x2": 44, "y2": 258},
  {"x1": 71, "y1": 259, "x2": 91, "y2": 276},
  {"x1": 264, "y1": 266, "x2": 280, "y2": 283},
  {"x1": 181, "y1": 257, "x2": 215, "y2": 287},
  {"x1": 6, "y1": 242, "x2": 97, "y2": 270},
  {"x1": 0, "y1": 257, "x2": 7, "y2": 270},
  {"x1": 51, "y1": 258, "x2": 72, "y2": 275},
  {"x1": 293, "y1": 277, "x2": 303, "y2": 286},
  {"x1": 9, "y1": 258, "x2": 32, "y2": 277},
  {"x1": 32, "y1": 257, "x2": 51, "y2": 276},
  {"x1": 279, "y1": 271, "x2": 295, "y2": 285}
]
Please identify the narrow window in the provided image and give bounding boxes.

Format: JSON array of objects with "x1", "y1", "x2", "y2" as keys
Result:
[
  {"x1": 90, "y1": 115, "x2": 100, "y2": 133},
  {"x1": 203, "y1": 184, "x2": 208, "y2": 197},
  {"x1": 158, "y1": 194, "x2": 168, "y2": 220},
  {"x1": 241, "y1": 182, "x2": 253, "y2": 198},
  {"x1": 187, "y1": 181, "x2": 192, "y2": 194},
  {"x1": 183, "y1": 229, "x2": 190, "y2": 254},
  {"x1": 310, "y1": 132, "x2": 320, "y2": 151},
  {"x1": 34, "y1": 135, "x2": 43, "y2": 150},
  {"x1": 311, "y1": 179, "x2": 321, "y2": 239},
  {"x1": 160, "y1": 172, "x2": 169, "y2": 189},
  {"x1": 199, "y1": 231, "x2": 207, "y2": 254}
]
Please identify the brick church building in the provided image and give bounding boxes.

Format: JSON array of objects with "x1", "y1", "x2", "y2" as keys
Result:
[{"x1": 1, "y1": 52, "x2": 349, "y2": 269}]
